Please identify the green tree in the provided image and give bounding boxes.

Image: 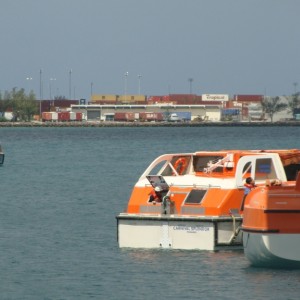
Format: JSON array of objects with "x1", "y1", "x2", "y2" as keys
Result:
[
  {"x1": 261, "y1": 96, "x2": 287, "y2": 122},
  {"x1": 1, "y1": 88, "x2": 37, "y2": 121},
  {"x1": 0, "y1": 91, "x2": 11, "y2": 118},
  {"x1": 18, "y1": 91, "x2": 38, "y2": 121}
]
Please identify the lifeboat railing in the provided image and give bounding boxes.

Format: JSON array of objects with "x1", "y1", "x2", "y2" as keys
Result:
[
  {"x1": 142, "y1": 181, "x2": 223, "y2": 189},
  {"x1": 203, "y1": 153, "x2": 234, "y2": 173}
]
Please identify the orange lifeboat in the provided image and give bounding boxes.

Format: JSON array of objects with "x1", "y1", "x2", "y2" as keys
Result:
[
  {"x1": 242, "y1": 173, "x2": 300, "y2": 268},
  {"x1": 117, "y1": 149, "x2": 300, "y2": 251}
]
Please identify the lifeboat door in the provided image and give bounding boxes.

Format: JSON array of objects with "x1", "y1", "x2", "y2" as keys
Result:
[
  {"x1": 235, "y1": 154, "x2": 287, "y2": 187},
  {"x1": 160, "y1": 223, "x2": 172, "y2": 248}
]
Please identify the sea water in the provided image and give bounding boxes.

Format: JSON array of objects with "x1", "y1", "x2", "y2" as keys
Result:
[{"x1": 0, "y1": 126, "x2": 299, "y2": 300}]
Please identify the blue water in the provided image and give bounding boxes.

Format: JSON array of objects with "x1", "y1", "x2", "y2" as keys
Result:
[{"x1": 0, "y1": 126, "x2": 299, "y2": 299}]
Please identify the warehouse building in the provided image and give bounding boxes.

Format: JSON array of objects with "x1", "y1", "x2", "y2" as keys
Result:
[{"x1": 70, "y1": 103, "x2": 222, "y2": 122}]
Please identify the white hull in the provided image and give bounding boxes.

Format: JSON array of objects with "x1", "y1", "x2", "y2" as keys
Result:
[
  {"x1": 243, "y1": 232, "x2": 300, "y2": 268},
  {"x1": 117, "y1": 214, "x2": 243, "y2": 251}
]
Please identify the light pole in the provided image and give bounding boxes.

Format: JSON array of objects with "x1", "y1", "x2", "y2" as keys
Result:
[
  {"x1": 39, "y1": 69, "x2": 43, "y2": 117},
  {"x1": 293, "y1": 82, "x2": 298, "y2": 94},
  {"x1": 69, "y1": 69, "x2": 72, "y2": 99},
  {"x1": 124, "y1": 71, "x2": 129, "y2": 102},
  {"x1": 138, "y1": 74, "x2": 142, "y2": 95},
  {"x1": 50, "y1": 78, "x2": 56, "y2": 100},
  {"x1": 188, "y1": 78, "x2": 193, "y2": 94}
]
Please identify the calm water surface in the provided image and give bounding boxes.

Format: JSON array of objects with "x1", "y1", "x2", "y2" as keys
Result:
[{"x1": 0, "y1": 126, "x2": 299, "y2": 299}]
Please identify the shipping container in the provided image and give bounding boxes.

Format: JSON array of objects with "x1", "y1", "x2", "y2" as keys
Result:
[
  {"x1": 147, "y1": 96, "x2": 163, "y2": 103},
  {"x1": 233, "y1": 95, "x2": 264, "y2": 102},
  {"x1": 70, "y1": 111, "x2": 76, "y2": 121},
  {"x1": 118, "y1": 95, "x2": 146, "y2": 103},
  {"x1": 42, "y1": 112, "x2": 52, "y2": 121},
  {"x1": 222, "y1": 109, "x2": 240, "y2": 115},
  {"x1": 57, "y1": 111, "x2": 71, "y2": 122},
  {"x1": 75, "y1": 112, "x2": 83, "y2": 121},
  {"x1": 52, "y1": 112, "x2": 58, "y2": 121},
  {"x1": 173, "y1": 111, "x2": 192, "y2": 121},
  {"x1": 114, "y1": 112, "x2": 136, "y2": 122},
  {"x1": 221, "y1": 109, "x2": 241, "y2": 121},
  {"x1": 67, "y1": 111, "x2": 82, "y2": 121},
  {"x1": 51, "y1": 100, "x2": 79, "y2": 108},
  {"x1": 169, "y1": 94, "x2": 201, "y2": 104},
  {"x1": 42, "y1": 112, "x2": 58, "y2": 121},
  {"x1": 197, "y1": 100, "x2": 223, "y2": 106},
  {"x1": 241, "y1": 107, "x2": 249, "y2": 118},
  {"x1": 139, "y1": 112, "x2": 164, "y2": 122},
  {"x1": 91, "y1": 100, "x2": 117, "y2": 105},
  {"x1": 91, "y1": 94, "x2": 117, "y2": 102},
  {"x1": 134, "y1": 101, "x2": 147, "y2": 105}
]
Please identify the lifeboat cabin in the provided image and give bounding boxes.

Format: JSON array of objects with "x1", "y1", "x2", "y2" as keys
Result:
[{"x1": 117, "y1": 149, "x2": 300, "y2": 251}]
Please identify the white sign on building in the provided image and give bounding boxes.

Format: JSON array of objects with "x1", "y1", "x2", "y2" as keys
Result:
[{"x1": 202, "y1": 94, "x2": 229, "y2": 101}]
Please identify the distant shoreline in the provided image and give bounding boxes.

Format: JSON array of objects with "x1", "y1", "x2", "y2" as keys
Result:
[{"x1": 1, "y1": 121, "x2": 300, "y2": 127}]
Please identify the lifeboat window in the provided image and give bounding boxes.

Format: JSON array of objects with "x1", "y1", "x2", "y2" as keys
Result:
[
  {"x1": 149, "y1": 160, "x2": 170, "y2": 175},
  {"x1": 255, "y1": 158, "x2": 276, "y2": 180},
  {"x1": 284, "y1": 163, "x2": 300, "y2": 180},
  {"x1": 242, "y1": 161, "x2": 252, "y2": 177},
  {"x1": 184, "y1": 189, "x2": 207, "y2": 204},
  {"x1": 242, "y1": 161, "x2": 251, "y2": 173}
]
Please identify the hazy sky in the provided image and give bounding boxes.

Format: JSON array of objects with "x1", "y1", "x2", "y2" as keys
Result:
[{"x1": 1, "y1": 0, "x2": 299, "y2": 100}]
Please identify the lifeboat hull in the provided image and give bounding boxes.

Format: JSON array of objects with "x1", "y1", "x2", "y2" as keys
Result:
[
  {"x1": 243, "y1": 232, "x2": 300, "y2": 268},
  {"x1": 117, "y1": 214, "x2": 243, "y2": 250}
]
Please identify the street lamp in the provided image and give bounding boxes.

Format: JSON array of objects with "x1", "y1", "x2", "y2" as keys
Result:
[
  {"x1": 188, "y1": 78, "x2": 194, "y2": 94},
  {"x1": 39, "y1": 69, "x2": 43, "y2": 117},
  {"x1": 26, "y1": 77, "x2": 33, "y2": 93},
  {"x1": 138, "y1": 74, "x2": 142, "y2": 95},
  {"x1": 69, "y1": 69, "x2": 72, "y2": 99},
  {"x1": 49, "y1": 78, "x2": 56, "y2": 100},
  {"x1": 124, "y1": 71, "x2": 129, "y2": 102},
  {"x1": 293, "y1": 82, "x2": 298, "y2": 94}
]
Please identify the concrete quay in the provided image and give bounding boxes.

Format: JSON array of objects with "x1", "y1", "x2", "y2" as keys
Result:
[{"x1": 0, "y1": 121, "x2": 300, "y2": 127}]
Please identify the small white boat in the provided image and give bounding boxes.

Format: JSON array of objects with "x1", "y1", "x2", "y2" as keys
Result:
[
  {"x1": 117, "y1": 149, "x2": 300, "y2": 251},
  {"x1": 242, "y1": 173, "x2": 300, "y2": 268},
  {"x1": 0, "y1": 145, "x2": 4, "y2": 165}
]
